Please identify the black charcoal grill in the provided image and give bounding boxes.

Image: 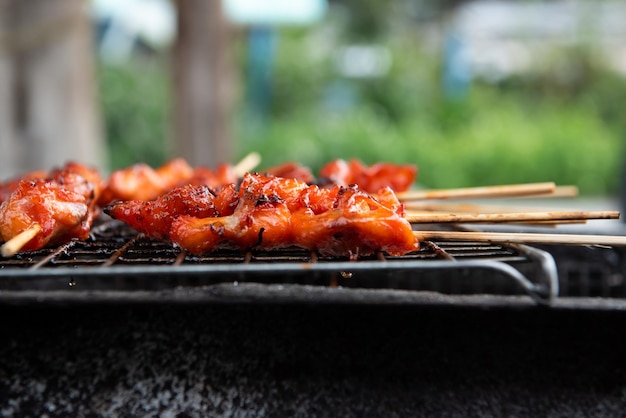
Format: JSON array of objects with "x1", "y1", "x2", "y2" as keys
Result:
[
  {"x1": 0, "y1": 219, "x2": 560, "y2": 305},
  {"x1": 3, "y1": 219, "x2": 626, "y2": 417},
  {"x1": 2, "y1": 218, "x2": 626, "y2": 308}
]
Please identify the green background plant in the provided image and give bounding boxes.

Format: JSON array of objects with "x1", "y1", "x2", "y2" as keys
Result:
[{"x1": 98, "y1": 11, "x2": 626, "y2": 197}]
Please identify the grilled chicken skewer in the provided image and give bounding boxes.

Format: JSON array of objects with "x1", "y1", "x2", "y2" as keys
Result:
[
  {"x1": 102, "y1": 183, "x2": 236, "y2": 241},
  {"x1": 105, "y1": 173, "x2": 419, "y2": 258},
  {"x1": 97, "y1": 158, "x2": 196, "y2": 205},
  {"x1": 172, "y1": 176, "x2": 418, "y2": 258},
  {"x1": 97, "y1": 153, "x2": 261, "y2": 206},
  {"x1": 0, "y1": 163, "x2": 104, "y2": 257},
  {"x1": 0, "y1": 170, "x2": 48, "y2": 205},
  {"x1": 106, "y1": 172, "x2": 622, "y2": 258},
  {"x1": 98, "y1": 156, "x2": 418, "y2": 206},
  {"x1": 317, "y1": 158, "x2": 417, "y2": 193},
  {"x1": 0, "y1": 155, "x2": 617, "y2": 256},
  {"x1": 1, "y1": 155, "x2": 416, "y2": 256}
]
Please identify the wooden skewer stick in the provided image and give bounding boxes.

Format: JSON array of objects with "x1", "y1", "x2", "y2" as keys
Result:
[
  {"x1": 233, "y1": 152, "x2": 262, "y2": 177},
  {"x1": 405, "y1": 210, "x2": 620, "y2": 224},
  {"x1": 405, "y1": 202, "x2": 528, "y2": 214},
  {"x1": 404, "y1": 201, "x2": 581, "y2": 215},
  {"x1": 0, "y1": 223, "x2": 42, "y2": 258},
  {"x1": 405, "y1": 212, "x2": 586, "y2": 227},
  {"x1": 503, "y1": 220, "x2": 587, "y2": 227},
  {"x1": 396, "y1": 182, "x2": 556, "y2": 201},
  {"x1": 414, "y1": 230, "x2": 626, "y2": 247},
  {"x1": 513, "y1": 185, "x2": 579, "y2": 198}
]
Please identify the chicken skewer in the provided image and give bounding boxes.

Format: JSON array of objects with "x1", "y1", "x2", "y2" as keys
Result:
[
  {"x1": 317, "y1": 158, "x2": 417, "y2": 193},
  {"x1": 0, "y1": 170, "x2": 48, "y2": 205},
  {"x1": 0, "y1": 155, "x2": 616, "y2": 256},
  {"x1": 105, "y1": 173, "x2": 419, "y2": 258},
  {"x1": 105, "y1": 172, "x2": 621, "y2": 258},
  {"x1": 106, "y1": 170, "x2": 624, "y2": 257},
  {"x1": 96, "y1": 155, "x2": 583, "y2": 206},
  {"x1": 96, "y1": 156, "x2": 419, "y2": 206},
  {"x1": 4, "y1": 155, "x2": 582, "y2": 207},
  {"x1": 0, "y1": 163, "x2": 104, "y2": 257},
  {"x1": 0, "y1": 155, "x2": 312, "y2": 256},
  {"x1": 97, "y1": 152, "x2": 261, "y2": 206}
]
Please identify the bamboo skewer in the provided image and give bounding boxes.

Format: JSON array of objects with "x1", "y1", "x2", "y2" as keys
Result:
[
  {"x1": 405, "y1": 202, "x2": 536, "y2": 214},
  {"x1": 414, "y1": 230, "x2": 626, "y2": 247},
  {"x1": 233, "y1": 152, "x2": 262, "y2": 177},
  {"x1": 404, "y1": 201, "x2": 582, "y2": 215},
  {"x1": 499, "y1": 220, "x2": 587, "y2": 227},
  {"x1": 406, "y1": 215, "x2": 586, "y2": 228},
  {"x1": 514, "y1": 185, "x2": 579, "y2": 198},
  {"x1": 0, "y1": 223, "x2": 41, "y2": 258},
  {"x1": 405, "y1": 210, "x2": 619, "y2": 224},
  {"x1": 396, "y1": 182, "x2": 557, "y2": 201}
]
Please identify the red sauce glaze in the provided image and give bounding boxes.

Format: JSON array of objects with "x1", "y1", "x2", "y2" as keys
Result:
[
  {"x1": 166, "y1": 173, "x2": 418, "y2": 256},
  {"x1": 318, "y1": 159, "x2": 417, "y2": 194},
  {"x1": 103, "y1": 184, "x2": 225, "y2": 240}
]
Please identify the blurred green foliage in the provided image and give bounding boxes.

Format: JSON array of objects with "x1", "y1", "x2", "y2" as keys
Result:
[
  {"x1": 235, "y1": 24, "x2": 624, "y2": 196},
  {"x1": 97, "y1": 58, "x2": 171, "y2": 170},
  {"x1": 237, "y1": 91, "x2": 621, "y2": 195},
  {"x1": 97, "y1": 6, "x2": 626, "y2": 196}
]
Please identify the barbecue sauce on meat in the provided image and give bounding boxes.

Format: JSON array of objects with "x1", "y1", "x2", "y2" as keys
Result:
[
  {"x1": 0, "y1": 164, "x2": 102, "y2": 252},
  {"x1": 103, "y1": 184, "x2": 226, "y2": 241},
  {"x1": 107, "y1": 173, "x2": 419, "y2": 257}
]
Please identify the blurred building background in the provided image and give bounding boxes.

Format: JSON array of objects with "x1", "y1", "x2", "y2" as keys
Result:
[
  {"x1": 0, "y1": 0, "x2": 107, "y2": 179},
  {"x1": 1, "y1": 0, "x2": 625, "y2": 197}
]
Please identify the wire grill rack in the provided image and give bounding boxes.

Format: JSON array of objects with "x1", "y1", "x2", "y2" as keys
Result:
[{"x1": 0, "y1": 220, "x2": 558, "y2": 304}]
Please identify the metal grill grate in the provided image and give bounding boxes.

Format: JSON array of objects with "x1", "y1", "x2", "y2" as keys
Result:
[
  {"x1": 0, "y1": 220, "x2": 558, "y2": 303},
  {"x1": 537, "y1": 244, "x2": 626, "y2": 299}
]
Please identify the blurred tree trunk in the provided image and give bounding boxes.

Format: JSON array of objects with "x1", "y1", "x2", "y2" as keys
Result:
[
  {"x1": 0, "y1": 0, "x2": 107, "y2": 179},
  {"x1": 173, "y1": 0, "x2": 235, "y2": 168}
]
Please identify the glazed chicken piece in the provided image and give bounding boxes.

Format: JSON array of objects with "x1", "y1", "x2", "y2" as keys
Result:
[
  {"x1": 262, "y1": 162, "x2": 315, "y2": 184},
  {"x1": 169, "y1": 174, "x2": 305, "y2": 253},
  {"x1": 318, "y1": 159, "x2": 417, "y2": 193},
  {"x1": 0, "y1": 170, "x2": 48, "y2": 204},
  {"x1": 169, "y1": 174, "x2": 418, "y2": 256},
  {"x1": 104, "y1": 172, "x2": 309, "y2": 244},
  {"x1": 49, "y1": 161, "x2": 105, "y2": 215},
  {"x1": 212, "y1": 183, "x2": 239, "y2": 216},
  {"x1": 296, "y1": 184, "x2": 340, "y2": 215},
  {"x1": 0, "y1": 162, "x2": 103, "y2": 205},
  {"x1": 103, "y1": 184, "x2": 228, "y2": 240},
  {"x1": 105, "y1": 172, "x2": 418, "y2": 257},
  {"x1": 0, "y1": 175, "x2": 91, "y2": 252},
  {"x1": 170, "y1": 187, "x2": 293, "y2": 253},
  {"x1": 290, "y1": 185, "x2": 417, "y2": 258},
  {"x1": 99, "y1": 158, "x2": 195, "y2": 205},
  {"x1": 98, "y1": 157, "x2": 415, "y2": 207},
  {"x1": 99, "y1": 158, "x2": 247, "y2": 205},
  {"x1": 0, "y1": 162, "x2": 104, "y2": 254},
  {"x1": 184, "y1": 164, "x2": 238, "y2": 189},
  {"x1": 238, "y1": 172, "x2": 310, "y2": 212}
]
